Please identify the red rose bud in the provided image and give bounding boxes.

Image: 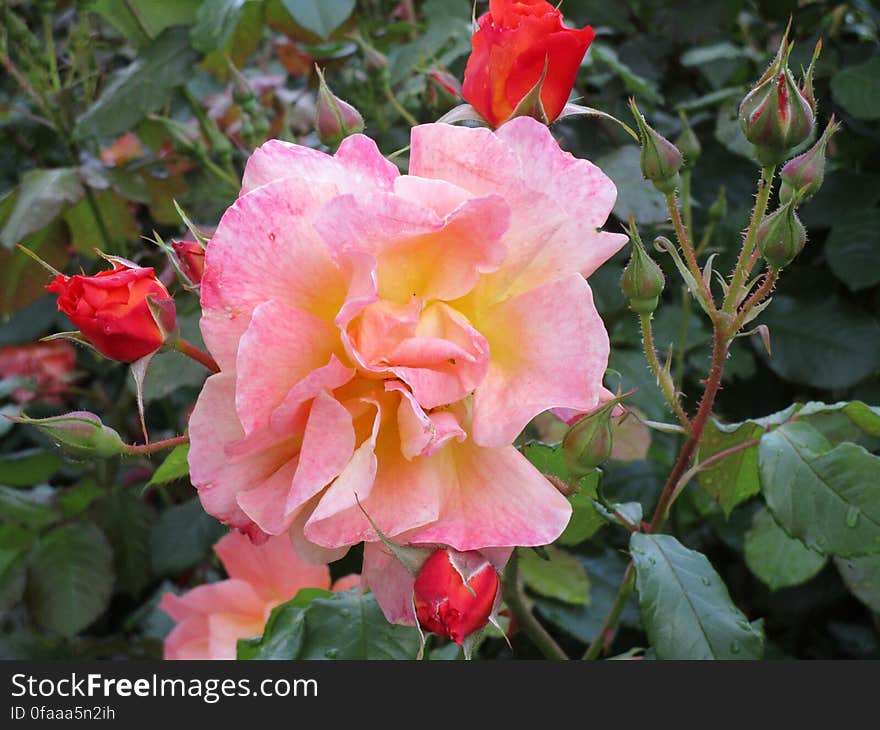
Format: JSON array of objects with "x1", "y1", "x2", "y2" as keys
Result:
[
  {"x1": 779, "y1": 116, "x2": 840, "y2": 203},
  {"x1": 756, "y1": 199, "x2": 807, "y2": 270},
  {"x1": 314, "y1": 66, "x2": 364, "y2": 148},
  {"x1": 629, "y1": 99, "x2": 683, "y2": 194},
  {"x1": 413, "y1": 549, "x2": 499, "y2": 645},
  {"x1": 562, "y1": 400, "x2": 615, "y2": 476},
  {"x1": 171, "y1": 239, "x2": 206, "y2": 285},
  {"x1": 738, "y1": 32, "x2": 815, "y2": 165},
  {"x1": 11, "y1": 411, "x2": 126, "y2": 458},
  {"x1": 428, "y1": 68, "x2": 462, "y2": 101},
  {"x1": 46, "y1": 261, "x2": 176, "y2": 363},
  {"x1": 620, "y1": 222, "x2": 665, "y2": 315},
  {"x1": 462, "y1": 0, "x2": 595, "y2": 127}
]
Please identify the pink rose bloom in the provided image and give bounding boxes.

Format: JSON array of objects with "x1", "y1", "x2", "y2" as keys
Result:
[
  {"x1": 188, "y1": 116, "x2": 625, "y2": 623},
  {"x1": 159, "y1": 532, "x2": 358, "y2": 659}
]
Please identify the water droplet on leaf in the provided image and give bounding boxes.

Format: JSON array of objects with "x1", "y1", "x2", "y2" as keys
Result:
[{"x1": 845, "y1": 506, "x2": 860, "y2": 528}]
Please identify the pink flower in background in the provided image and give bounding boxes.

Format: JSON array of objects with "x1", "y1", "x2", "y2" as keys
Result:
[
  {"x1": 159, "y1": 531, "x2": 357, "y2": 660},
  {"x1": 0, "y1": 341, "x2": 76, "y2": 404},
  {"x1": 187, "y1": 116, "x2": 625, "y2": 622}
]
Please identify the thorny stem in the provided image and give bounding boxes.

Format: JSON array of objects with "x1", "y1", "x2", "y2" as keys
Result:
[
  {"x1": 665, "y1": 192, "x2": 716, "y2": 315},
  {"x1": 724, "y1": 166, "x2": 775, "y2": 314},
  {"x1": 729, "y1": 269, "x2": 779, "y2": 334},
  {"x1": 649, "y1": 327, "x2": 728, "y2": 533},
  {"x1": 503, "y1": 551, "x2": 569, "y2": 660},
  {"x1": 124, "y1": 434, "x2": 189, "y2": 456},
  {"x1": 583, "y1": 564, "x2": 635, "y2": 660},
  {"x1": 639, "y1": 314, "x2": 690, "y2": 430},
  {"x1": 681, "y1": 170, "x2": 694, "y2": 244},
  {"x1": 175, "y1": 337, "x2": 220, "y2": 373}
]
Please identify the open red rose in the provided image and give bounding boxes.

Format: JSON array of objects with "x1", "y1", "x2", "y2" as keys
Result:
[
  {"x1": 412, "y1": 549, "x2": 500, "y2": 645},
  {"x1": 462, "y1": 0, "x2": 595, "y2": 127},
  {"x1": 46, "y1": 263, "x2": 175, "y2": 363}
]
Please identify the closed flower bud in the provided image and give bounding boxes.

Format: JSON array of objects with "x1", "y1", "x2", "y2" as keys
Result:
[
  {"x1": 46, "y1": 260, "x2": 176, "y2": 363},
  {"x1": 739, "y1": 32, "x2": 816, "y2": 165},
  {"x1": 676, "y1": 113, "x2": 701, "y2": 168},
  {"x1": 709, "y1": 187, "x2": 727, "y2": 223},
  {"x1": 756, "y1": 200, "x2": 807, "y2": 270},
  {"x1": 780, "y1": 116, "x2": 840, "y2": 203},
  {"x1": 629, "y1": 99, "x2": 683, "y2": 194},
  {"x1": 171, "y1": 239, "x2": 206, "y2": 285},
  {"x1": 413, "y1": 549, "x2": 499, "y2": 646},
  {"x1": 562, "y1": 401, "x2": 615, "y2": 476},
  {"x1": 314, "y1": 67, "x2": 364, "y2": 149},
  {"x1": 12, "y1": 411, "x2": 126, "y2": 458},
  {"x1": 621, "y1": 232, "x2": 665, "y2": 315}
]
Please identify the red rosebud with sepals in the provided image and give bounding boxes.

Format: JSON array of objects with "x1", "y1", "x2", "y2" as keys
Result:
[
  {"x1": 413, "y1": 549, "x2": 500, "y2": 646},
  {"x1": 46, "y1": 258, "x2": 176, "y2": 364},
  {"x1": 171, "y1": 239, "x2": 206, "y2": 285},
  {"x1": 462, "y1": 0, "x2": 595, "y2": 127},
  {"x1": 739, "y1": 28, "x2": 816, "y2": 165}
]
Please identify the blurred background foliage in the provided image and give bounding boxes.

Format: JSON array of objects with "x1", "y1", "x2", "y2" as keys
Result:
[{"x1": 0, "y1": 0, "x2": 878, "y2": 659}]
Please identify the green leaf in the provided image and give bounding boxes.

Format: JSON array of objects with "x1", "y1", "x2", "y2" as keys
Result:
[
  {"x1": 26, "y1": 522, "x2": 114, "y2": 637},
  {"x1": 280, "y1": 0, "x2": 355, "y2": 39},
  {"x1": 522, "y1": 442, "x2": 607, "y2": 545},
  {"x1": 825, "y1": 209, "x2": 880, "y2": 291},
  {"x1": 59, "y1": 479, "x2": 105, "y2": 519},
  {"x1": 756, "y1": 295, "x2": 880, "y2": 390},
  {"x1": 0, "y1": 169, "x2": 84, "y2": 249},
  {"x1": 63, "y1": 190, "x2": 139, "y2": 255},
  {"x1": 191, "y1": 0, "x2": 249, "y2": 53},
  {"x1": 0, "y1": 524, "x2": 33, "y2": 614},
  {"x1": 150, "y1": 498, "x2": 226, "y2": 576},
  {"x1": 73, "y1": 27, "x2": 197, "y2": 140},
  {"x1": 90, "y1": 0, "x2": 201, "y2": 48},
  {"x1": 758, "y1": 422, "x2": 880, "y2": 557},
  {"x1": 95, "y1": 492, "x2": 157, "y2": 598},
  {"x1": 239, "y1": 588, "x2": 421, "y2": 660},
  {"x1": 0, "y1": 449, "x2": 63, "y2": 487},
  {"x1": 596, "y1": 146, "x2": 668, "y2": 225},
  {"x1": 831, "y1": 57, "x2": 880, "y2": 121},
  {"x1": 518, "y1": 546, "x2": 591, "y2": 605},
  {"x1": 147, "y1": 444, "x2": 191, "y2": 486},
  {"x1": 0, "y1": 485, "x2": 60, "y2": 529},
  {"x1": 630, "y1": 533, "x2": 764, "y2": 659},
  {"x1": 744, "y1": 506, "x2": 827, "y2": 590},
  {"x1": 834, "y1": 554, "x2": 880, "y2": 613}
]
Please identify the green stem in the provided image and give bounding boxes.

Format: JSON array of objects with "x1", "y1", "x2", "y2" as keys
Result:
[
  {"x1": 639, "y1": 314, "x2": 690, "y2": 430},
  {"x1": 728, "y1": 268, "x2": 779, "y2": 334},
  {"x1": 502, "y1": 551, "x2": 569, "y2": 660},
  {"x1": 583, "y1": 563, "x2": 635, "y2": 660},
  {"x1": 41, "y1": 13, "x2": 62, "y2": 93},
  {"x1": 724, "y1": 165, "x2": 775, "y2": 314},
  {"x1": 384, "y1": 83, "x2": 419, "y2": 127},
  {"x1": 174, "y1": 337, "x2": 220, "y2": 373},
  {"x1": 124, "y1": 434, "x2": 189, "y2": 456},
  {"x1": 84, "y1": 187, "x2": 114, "y2": 252},
  {"x1": 665, "y1": 193, "x2": 716, "y2": 315}
]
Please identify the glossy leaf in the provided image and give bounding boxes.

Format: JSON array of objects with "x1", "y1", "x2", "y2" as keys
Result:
[
  {"x1": 0, "y1": 169, "x2": 84, "y2": 249},
  {"x1": 744, "y1": 507, "x2": 827, "y2": 590},
  {"x1": 518, "y1": 546, "x2": 591, "y2": 605},
  {"x1": 280, "y1": 0, "x2": 355, "y2": 39},
  {"x1": 630, "y1": 533, "x2": 764, "y2": 659},
  {"x1": 758, "y1": 422, "x2": 880, "y2": 557},
  {"x1": 147, "y1": 444, "x2": 191, "y2": 486},
  {"x1": 834, "y1": 554, "x2": 880, "y2": 613},
  {"x1": 26, "y1": 523, "x2": 114, "y2": 637},
  {"x1": 149, "y1": 498, "x2": 225, "y2": 576},
  {"x1": 238, "y1": 588, "x2": 420, "y2": 660}
]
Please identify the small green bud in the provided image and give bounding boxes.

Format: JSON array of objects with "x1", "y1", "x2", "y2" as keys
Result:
[
  {"x1": 779, "y1": 116, "x2": 840, "y2": 203},
  {"x1": 12, "y1": 411, "x2": 126, "y2": 459},
  {"x1": 314, "y1": 66, "x2": 365, "y2": 149},
  {"x1": 756, "y1": 199, "x2": 807, "y2": 270},
  {"x1": 621, "y1": 225, "x2": 665, "y2": 314},
  {"x1": 629, "y1": 99, "x2": 683, "y2": 194},
  {"x1": 708, "y1": 187, "x2": 727, "y2": 223},
  {"x1": 562, "y1": 404, "x2": 615, "y2": 476},
  {"x1": 676, "y1": 113, "x2": 701, "y2": 168}
]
